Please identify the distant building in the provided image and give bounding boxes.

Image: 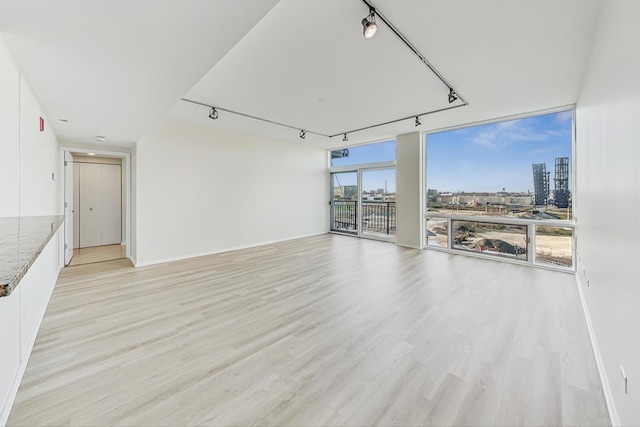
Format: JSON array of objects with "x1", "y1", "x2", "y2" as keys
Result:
[
  {"x1": 554, "y1": 157, "x2": 570, "y2": 208},
  {"x1": 333, "y1": 185, "x2": 358, "y2": 200},
  {"x1": 532, "y1": 163, "x2": 550, "y2": 206}
]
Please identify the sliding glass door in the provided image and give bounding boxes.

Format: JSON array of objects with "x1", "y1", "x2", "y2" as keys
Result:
[
  {"x1": 361, "y1": 168, "x2": 396, "y2": 240},
  {"x1": 330, "y1": 168, "x2": 396, "y2": 242},
  {"x1": 330, "y1": 171, "x2": 358, "y2": 235}
]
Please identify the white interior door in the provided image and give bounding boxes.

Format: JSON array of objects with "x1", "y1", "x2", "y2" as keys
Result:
[
  {"x1": 63, "y1": 151, "x2": 74, "y2": 265},
  {"x1": 101, "y1": 164, "x2": 122, "y2": 245},
  {"x1": 79, "y1": 163, "x2": 102, "y2": 248}
]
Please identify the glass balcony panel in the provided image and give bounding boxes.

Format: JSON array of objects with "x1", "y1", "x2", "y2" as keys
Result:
[
  {"x1": 535, "y1": 226, "x2": 573, "y2": 268},
  {"x1": 426, "y1": 217, "x2": 448, "y2": 248}
]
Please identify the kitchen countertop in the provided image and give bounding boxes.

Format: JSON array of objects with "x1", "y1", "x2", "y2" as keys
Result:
[{"x1": 0, "y1": 215, "x2": 64, "y2": 297}]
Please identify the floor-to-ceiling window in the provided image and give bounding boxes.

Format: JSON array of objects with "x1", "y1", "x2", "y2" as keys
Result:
[
  {"x1": 329, "y1": 140, "x2": 396, "y2": 242},
  {"x1": 425, "y1": 108, "x2": 575, "y2": 269}
]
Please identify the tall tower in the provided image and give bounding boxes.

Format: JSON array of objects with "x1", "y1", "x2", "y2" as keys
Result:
[
  {"x1": 554, "y1": 157, "x2": 570, "y2": 208},
  {"x1": 532, "y1": 163, "x2": 549, "y2": 206}
]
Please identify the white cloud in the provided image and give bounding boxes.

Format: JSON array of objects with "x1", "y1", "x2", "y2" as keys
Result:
[
  {"x1": 555, "y1": 110, "x2": 573, "y2": 123},
  {"x1": 471, "y1": 118, "x2": 548, "y2": 148}
]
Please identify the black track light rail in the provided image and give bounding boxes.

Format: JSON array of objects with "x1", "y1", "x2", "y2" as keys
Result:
[
  {"x1": 183, "y1": 0, "x2": 469, "y2": 141},
  {"x1": 181, "y1": 98, "x2": 332, "y2": 138},
  {"x1": 329, "y1": 103, "x2": 467, "y2": 137},
  {"x1": 360, "y1": 0, "x2": 467, "y2": 106}
]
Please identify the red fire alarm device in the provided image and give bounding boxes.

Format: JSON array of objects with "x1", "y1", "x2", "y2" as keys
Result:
[{"x1": 39, "y1": 116, "x2": 44, "y2": 132}]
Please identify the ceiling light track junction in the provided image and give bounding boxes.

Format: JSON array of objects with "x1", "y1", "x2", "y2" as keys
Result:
[{"x1": 182, "y1": 99, "x2": 467, "y2": 141}]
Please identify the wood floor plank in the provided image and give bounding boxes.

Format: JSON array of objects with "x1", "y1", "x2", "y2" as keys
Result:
[
  {"x1": 69, "y1": 244, "x2": 126, "y2": 266},
  {"x1": 8, "y1": 234, "x2": 610, "y2": 426}
]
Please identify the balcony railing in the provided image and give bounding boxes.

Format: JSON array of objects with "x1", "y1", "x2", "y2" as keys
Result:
[
  {"x1": 362, "y1": 201, "x2": 396, "y2": 235},
  {"x1": 332, "y1": 200, "x2": 357, "y2": 233},
  {"x1": 331, "y1": 201, "x2": 396, "y2": 236},
  {"x1": 425, "y1": 213, "x2": 574, "y2": 270}
]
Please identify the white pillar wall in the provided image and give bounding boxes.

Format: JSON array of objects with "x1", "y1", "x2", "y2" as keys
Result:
[{"x1": 395, "y1": 132, "x2": 423, "y2": 249}]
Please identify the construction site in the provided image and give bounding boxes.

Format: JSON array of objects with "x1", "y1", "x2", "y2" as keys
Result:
[{"x1": 425, "y1": 157, "x2": 573, "y2": 267}]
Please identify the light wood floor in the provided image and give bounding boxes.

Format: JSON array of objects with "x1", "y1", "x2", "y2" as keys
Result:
[
  {"x1": 8, "y1": 234, "x2": 609, "y2": 426},
  {"x1": 69, "y1": 244, "x2": 126, "y2": 266}
]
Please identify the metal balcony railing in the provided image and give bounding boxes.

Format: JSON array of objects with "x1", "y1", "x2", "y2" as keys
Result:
[{"x1": 331, "y1": 201, "x2": 396, "y2": 236}]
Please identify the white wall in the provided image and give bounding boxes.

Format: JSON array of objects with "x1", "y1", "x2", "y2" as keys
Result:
[
  {"x1": 395, "y1": 132, "x2": 423, "y2": 248},
  {"x1": 0, "y1": 34, "x2": 61, "y2": 426},
  {"x1": 18, "y1": 78, "x2": 58, "y2": 216},
  {"x1": 576, "y1": 1, "x2": 640, "y2": 425},
  {"x1": 0, "y1": 38, "x2": 20, "y2": 217},
  {"x1": 135, "y1": 119, "x2": 327, "y2": 266},
  {"x1": 130, "y1": 145, "x2": 137, "y2": 264}
]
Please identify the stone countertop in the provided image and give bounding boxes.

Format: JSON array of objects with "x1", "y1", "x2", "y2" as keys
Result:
[{"x1": 0, "y1": 215, "x2": 64, "y2": 297}]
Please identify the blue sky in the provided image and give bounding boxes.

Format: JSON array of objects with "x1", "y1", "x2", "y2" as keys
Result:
[
  {"x1": 331, "y1": 140, "x2": 396, "y2": 191},
  {"x1": 331, "y1": 110, "x2": 572, "y2": 193},
  {"x1": 427, "y1": 110, "x2": 572, "y2": 193}
]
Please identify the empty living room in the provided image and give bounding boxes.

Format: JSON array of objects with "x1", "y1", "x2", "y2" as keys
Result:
[{"x1": 0, "y1": 1, "x2": 638, "y2": 426}]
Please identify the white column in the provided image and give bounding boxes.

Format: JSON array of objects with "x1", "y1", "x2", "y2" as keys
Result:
[{"x1": 395, "y1": 132, "x2": 423, "y2": 248}]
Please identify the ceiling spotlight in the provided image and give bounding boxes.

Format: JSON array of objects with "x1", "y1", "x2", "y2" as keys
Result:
[
  {"x1": 343, "y1": 133, "x2": 349, "y2": 142},
  {"x1": 208, "y1": 107, "x2": 219, "y2": 120},
  {"x1": 448, "y1": 88, "x2": 458, "y2": 104},
  {"x1": 300, "y1": 130, "x2": 306, "y2": 139},
  {"x1": 362, "y1": 8, "x2": 378, "y2": 39},
  {"x1": 415, "y1": 116, "x2": 421, "y2": 127}
]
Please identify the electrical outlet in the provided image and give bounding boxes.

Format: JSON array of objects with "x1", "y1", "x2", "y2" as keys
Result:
[
  {"x1": 620, "y1": 365, "x2": 628, "y2": 394},
  {"x1": 234, "y1": 231, "x2": 241, "y2": 237}
]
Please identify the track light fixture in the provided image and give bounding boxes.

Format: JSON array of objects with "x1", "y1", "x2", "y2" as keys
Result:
[
  {"x1": 448, "y1": 88, "x2": 458, "y2": 104},
  {"x1": 182, "y1": 2, "x2": 468, "y2": 141},
  {"x1": 362, "y1": 7, "x2": 378, "y2": 39}
]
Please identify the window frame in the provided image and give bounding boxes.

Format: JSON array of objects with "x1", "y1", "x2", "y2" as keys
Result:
[
  {"x1": 328, "y1": 138, "x2": 397, "y2": 169},
  {"x1": 423, "y1": 105, "x2": 577, "y2": 272}
]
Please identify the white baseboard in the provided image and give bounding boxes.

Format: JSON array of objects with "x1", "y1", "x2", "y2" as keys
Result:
[
  {"x1": 575, "y1": 273, "x2": 620, "y2": 427},
  {"x1": 134, "y1": 232, "x2": 328, "y2": 267}
]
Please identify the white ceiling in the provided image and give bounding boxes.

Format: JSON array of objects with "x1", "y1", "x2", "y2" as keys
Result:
[
  {"x1": 0, "y1": 0, "x2": 280, "y2": 146},
  {"x1": 1, "y1": 0, "x2": 602, "y2": 149}
]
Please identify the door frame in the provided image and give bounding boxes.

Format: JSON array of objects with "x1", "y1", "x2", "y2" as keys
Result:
[
  {"x1": 58, "y1": 147, "x2": 132, "y2": 266},
  {"x1": 63, "y1": 151, "x2": 74, "y2": 264}
]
